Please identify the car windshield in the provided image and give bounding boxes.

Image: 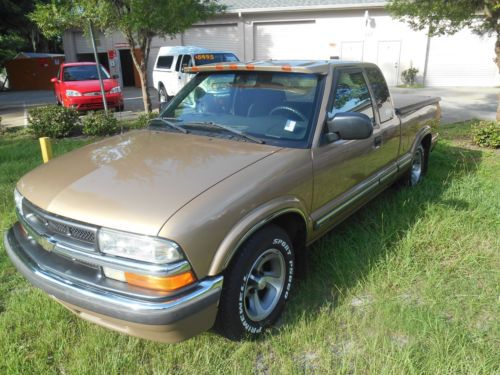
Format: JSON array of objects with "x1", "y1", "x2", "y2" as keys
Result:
[
  {"x1": 63, "y1": 65, "x2": 110, "y2": 81},
  {"x1": 193, "y1": 53, "x2": 239, "y2": 65},
  {"x1": 158, "y1": 71, "x2": 322, "y2": 148}
]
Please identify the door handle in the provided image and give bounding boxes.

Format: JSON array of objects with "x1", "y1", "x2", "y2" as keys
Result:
[{"x1": 374, "y1": 135, "x2": 382, "y2": 148}]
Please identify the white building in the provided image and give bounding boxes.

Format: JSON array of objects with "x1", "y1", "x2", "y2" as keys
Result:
[{"x1": 62, "y1": 0, "x2": 499, "y2": 89}]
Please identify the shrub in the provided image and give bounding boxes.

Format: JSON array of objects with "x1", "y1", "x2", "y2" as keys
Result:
[
  {"x1": 28, "y1": 105, "x2": 79, "y2": 138},
  {"x1": 135, "y1": 111, "x2": 159, "y2": 129},
  {"x1": 82, "y1": 111, "x2": 119, "y2": 136},
  {"x1": 401, "y1": 67, "x2": 419, "y2": 85},
  {"x1": 471, "y1": 120, "x2": 499, "y2": 149}
]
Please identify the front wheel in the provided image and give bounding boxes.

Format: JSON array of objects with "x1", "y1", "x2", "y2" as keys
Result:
[
  {"x1": 215, "y1": 225, "x2": 294, "y2": 340},
  {"x1": 158, "y1": 85, "x2": 168, "y2": 103}
]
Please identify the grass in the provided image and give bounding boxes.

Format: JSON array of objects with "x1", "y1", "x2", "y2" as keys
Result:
[{"x1": 1, "y1": 120, "x2": 499, "y2": 374}]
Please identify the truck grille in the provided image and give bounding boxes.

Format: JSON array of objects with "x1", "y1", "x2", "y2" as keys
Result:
[{"x1": 22, "y1": 199, "x2": 97, "y2": 250}]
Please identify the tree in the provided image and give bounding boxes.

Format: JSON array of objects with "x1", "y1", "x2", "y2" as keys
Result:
[
  {"x1": 387, "y1": 0, "x2": 499, "y2": 120},
  {"x1": 0, "y1": 1, "x2": 61, "y2": 68},
  {"x1": 31, "y1": 0, "x2": 225, "y2": 112}
]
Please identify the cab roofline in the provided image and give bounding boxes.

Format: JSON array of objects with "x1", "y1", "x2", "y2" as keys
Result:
[{"x1": 184, "y1": 60, "x2": 379, "y2": 74}]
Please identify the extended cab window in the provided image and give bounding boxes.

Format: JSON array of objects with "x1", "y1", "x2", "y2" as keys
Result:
[
  {"x1": 365, "y1": 67, "x2": 393, "y2": 123},
  {"x1": 156, "y1": 55, "x2": 173, "y2": 69},
  {"x1": 330, "y1": 71, "x2": 373, "y2": 120}
]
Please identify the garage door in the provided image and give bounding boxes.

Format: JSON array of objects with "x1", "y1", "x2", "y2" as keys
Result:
[
  {"x1": 254, "y1": 21, "x2": 322, "y2": 60},
  {"x1": 426, "y1": 29, "x2": 498, "y2": 86},
  {"x1": 183, "y1": 24, "x2": 241, "y2": 57}
]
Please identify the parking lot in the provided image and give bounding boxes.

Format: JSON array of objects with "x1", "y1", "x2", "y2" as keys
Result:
[
  {"x1": 0, "y1": 86, "x2": 497, "y2": 128},
  {"x1": 0, "y1": 87, "x2": 160, "y2": 127}
]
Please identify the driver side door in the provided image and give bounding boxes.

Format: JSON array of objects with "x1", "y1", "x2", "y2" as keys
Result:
[{"x1": 311, "y1": 68, "x2": 385, "y2": 229}]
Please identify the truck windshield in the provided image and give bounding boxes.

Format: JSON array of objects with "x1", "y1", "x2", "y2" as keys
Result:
[
  {"x1": 193, "y1": 53, "x2": 239, "y2": 65},
  {"x1": 159, "y1": 71, "x2": 322, "y2": 148},
  {"x1": 63, "y1": 65, "x2": 110, "y2": 81}
]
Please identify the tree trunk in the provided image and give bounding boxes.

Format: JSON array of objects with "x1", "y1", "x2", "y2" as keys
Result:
[{"x1": 126, "y1": 34, "x2": 152, "y2": 113}]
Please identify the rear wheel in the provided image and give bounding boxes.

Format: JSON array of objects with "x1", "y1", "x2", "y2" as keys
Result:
[
  {"x1": 399, "y1": 144, "x2": 425, "y2": 187},
  {"x1": 215, "y1": 224, "x2": 294, "y2": 340}
]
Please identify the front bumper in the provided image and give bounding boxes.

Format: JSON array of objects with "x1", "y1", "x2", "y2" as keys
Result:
[
  {"x1": 63, "y1": 93, "x2": 124, "y2": 111},
  {"x1": 4, "y1": 223, "x2": 223, "y2": 342}
]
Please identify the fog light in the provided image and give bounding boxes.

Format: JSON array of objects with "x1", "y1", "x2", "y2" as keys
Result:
[{"x1": 102, "y1": 267, "x2": 126, "y2": 282}]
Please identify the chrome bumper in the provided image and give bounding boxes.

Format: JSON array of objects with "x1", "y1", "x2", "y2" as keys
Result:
[{"x1": 4, "y1": 223, "x2": 223, "y2": 326}]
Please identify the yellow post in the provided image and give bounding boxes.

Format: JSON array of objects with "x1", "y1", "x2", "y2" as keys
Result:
[{"x1": 39, "y1": 137, "x2": 53, "y2": 163}]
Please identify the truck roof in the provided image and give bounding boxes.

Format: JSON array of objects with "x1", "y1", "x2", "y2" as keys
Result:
[{"x1": 184, "y1": 59, "x2": 380, "y2": 74}]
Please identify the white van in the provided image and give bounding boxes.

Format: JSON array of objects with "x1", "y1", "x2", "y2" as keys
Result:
[{"x1": 152, "y1": 46, "x2": 239, "y2": 102}]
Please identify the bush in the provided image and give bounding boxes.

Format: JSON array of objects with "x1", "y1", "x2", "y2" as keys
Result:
[
  {"x1": 401, "y1": 67, "x2": 419, "y2": 85},
  {"x1": 471, "y1": 120, "x2": 499, "y2": 149},
  {"x1": 82, "y1": 111, "x2": 119, "y2": 136},
  {"x1": 135, "y1": 111, "x2": 159, "y2": 128},
  {"x1": 28, "y1": 105, "x2": 79, "y2": 138}
]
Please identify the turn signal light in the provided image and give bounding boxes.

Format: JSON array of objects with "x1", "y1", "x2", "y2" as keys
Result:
[{"x1": 125, "y1": 271, "x2": 196, "y2": 292}]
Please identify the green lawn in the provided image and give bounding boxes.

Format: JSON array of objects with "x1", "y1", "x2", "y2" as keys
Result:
[{"x1": 0, "y1": 122, "x2": 499, "y2": 374}]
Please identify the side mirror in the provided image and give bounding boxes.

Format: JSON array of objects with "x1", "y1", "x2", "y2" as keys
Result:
[
  {"x1": 50, "y1": 77, "x2": 58, "y2": 83},
  {"x1": 325, "y1": 112, "x2": 373, "y2": 142}
]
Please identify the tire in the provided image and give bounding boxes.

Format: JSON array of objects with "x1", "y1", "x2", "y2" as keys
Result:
[
  {"x1": 401, "y1": 144, "x2": 425, "y2": 187},
  {"x1": 215, "y1": 224, "x2": 295, "y2": 341},
  {"x1": 158, "y1": 84, "x2": 168, "y2": 103}
]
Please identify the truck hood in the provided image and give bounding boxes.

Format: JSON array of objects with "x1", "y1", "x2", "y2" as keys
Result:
[{"x1": 17, "y1": 130, "x2": 279, "y2": 235}]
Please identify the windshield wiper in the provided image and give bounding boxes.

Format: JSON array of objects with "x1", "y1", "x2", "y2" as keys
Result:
[
  {"x1": 183, "y1": 121, "x2": 264, "y2": 144},
  {"x1": 149, "y1": 117, "x2": 188, "y2": 134}
]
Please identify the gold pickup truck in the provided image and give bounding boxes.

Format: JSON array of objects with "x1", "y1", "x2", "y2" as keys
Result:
[{"x1": 4, "y1": 60, "x2": 440, "y2": 343}]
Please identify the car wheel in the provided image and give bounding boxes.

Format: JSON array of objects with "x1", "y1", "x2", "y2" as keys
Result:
[
  {"x1": 215, "y1": 224, "x2": 294, "y2": 341},
  {"x1": 158, "y1": 85, "x2": 168, "y2": 103}
]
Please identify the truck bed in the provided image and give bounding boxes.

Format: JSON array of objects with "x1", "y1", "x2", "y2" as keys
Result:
[{"x1": 392, "y1": 94, "x2": 440, "y2": 116}]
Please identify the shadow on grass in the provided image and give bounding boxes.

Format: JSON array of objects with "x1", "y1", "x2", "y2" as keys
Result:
[{"x1": 283, "y1": 141, "x2": 482, "y2": 326}]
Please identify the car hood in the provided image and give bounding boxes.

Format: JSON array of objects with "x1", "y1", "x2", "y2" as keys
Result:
[
  {"x1": 63, "y1": 79, "x2": 118, "y2": 93},
  {"x1": 17, "y1": 130, "x2": 280, "y2": 235}
]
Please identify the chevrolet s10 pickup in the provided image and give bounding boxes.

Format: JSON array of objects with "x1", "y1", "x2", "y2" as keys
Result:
[{"x1": 5, "y1": 61, "x2": 440, "y2": 342}]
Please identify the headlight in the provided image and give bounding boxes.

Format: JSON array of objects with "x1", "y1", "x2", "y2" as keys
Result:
[
  {"x1": 66, "y1": 89, "x2": 81, "y2": 97},
  {"x1": 98, "y1": 228, "x2": 184, "y2": 264},
  {"x1": 109, "y1": 86, "x2": 121, "y2": 94},
  {"x1": 14, "y1": 188, "x2": 23, "y2": 215}
]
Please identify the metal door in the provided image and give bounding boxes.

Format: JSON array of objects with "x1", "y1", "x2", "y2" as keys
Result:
[{"x1": 377, "y1": 41, "x2": 401, "y2": 86}]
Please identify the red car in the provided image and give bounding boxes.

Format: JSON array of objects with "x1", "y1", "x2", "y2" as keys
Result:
[{"x1": 51, "y1": 62, "x2": 124, "y2": 111}]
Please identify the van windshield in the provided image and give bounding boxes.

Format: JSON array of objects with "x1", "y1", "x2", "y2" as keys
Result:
[
  {"x1": 157, "y1": 71, "x2": 323, "y2": 148},
  {"x1": 194, "y1": 53, "x2": 239, "y2": 65}
]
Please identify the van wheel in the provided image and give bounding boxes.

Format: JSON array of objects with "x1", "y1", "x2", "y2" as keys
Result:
[
  {"x1": 158, "y1": 85, "x2": 168, "y2": 103},
  {"x1": 215, "y1": 225, "x2": 294, "y2": 341}
]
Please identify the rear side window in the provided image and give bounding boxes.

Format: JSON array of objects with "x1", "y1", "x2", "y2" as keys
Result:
[
  {"x1": 365, "y1": 67, "x2": 393, "y2": 123},
  {"x1": 330, "y1": 71, "x2": 373, "y2": 120},
  {"x1": 175, "y1": 55, "x2": 182, "y2": 72},
  {"x1": 156, "y1": 55, "x2": 173, "y2": 69}
]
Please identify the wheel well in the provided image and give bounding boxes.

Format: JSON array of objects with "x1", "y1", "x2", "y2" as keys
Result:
[
  {"x1": 421, "y1": 133, "x2": 432, "y2": 174},
  {"x1": 269, "y1": 212, "x2": 308, "y2": 277}
]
